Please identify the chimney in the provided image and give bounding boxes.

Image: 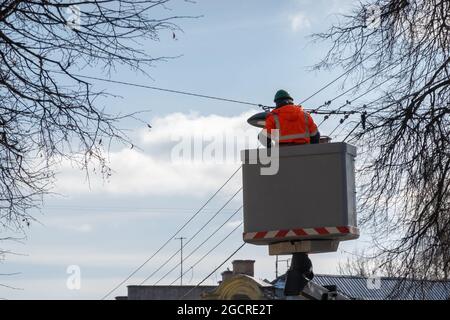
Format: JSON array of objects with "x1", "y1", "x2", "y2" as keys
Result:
[
  {"x1": 232, "y1": 260, "x2": 255, "y2": 277},
  {"x1": 221, "y1": 270, "x2": 233, "y2": 282}
]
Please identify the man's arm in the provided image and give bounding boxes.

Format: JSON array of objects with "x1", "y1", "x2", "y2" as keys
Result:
[
  {"x1": 258, "y1": 130, "x2": 271, "y2": 147},
  {"x1": 310, "y1": 131, "x2": 320, "y2": 144},
  {"x1": 307, "y1": 113, "x2": 320, "y2": 144},
  {"x1": 259, "y1": 114, "x2": 275, "y2": 148}
]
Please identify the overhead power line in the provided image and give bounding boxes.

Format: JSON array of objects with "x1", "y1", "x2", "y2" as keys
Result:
[
  {"x1": 343, "y1": 121, "x2": 361, "y2": 142},
  {"x1": 55, "y1": 37, "x2": 412, "y2": 122},
  {"x1": 101, "y1": 165, "x2": 241, "y2": 300},
  {"x1": 299, "y1": 47, "x2": 384, "y2": 105},
  {"x1": 97, "y1": 67, "x2": 398, "y2": 296},
  {"x1": 139, "y1": 187, "x2": 242, "y2": 285},
  {"x1": 319, "y1": 64, "x2": 417, "y2": 140},
  {"x1": 54, "y1": 69, "x2": 371, "y2": 116},
  {"x1": 313, "y1": 62, "x2": 400, "y2": 114},
  {"x1": 333, "y1": 120, "x2": 354, "y2": 139},
  {"x1": 179, "y1": 242, "x2": 246, "y2": 299},
  {"x1": 113, "y1": 67, "x2": 397, "y2": 295},
  {"x1": 170, "y1": 221, "x2": 243, "y2": 286},
  {"x1": 328, "y1": 114, "x2": 351, "y2": 137},
  {"x1": 319, "y1": 69, "x2": 406, "y2": 115},
  {"x1": 153, "y1": 206, "x2": 243, "y2": 285},
  {"x1": 55, "y1": 71, "x2": 267, "y2": 108},
  {"x1": 98, "y1": 65, "x2": 398, "y2": 297},
  {"x1": 312, "y1": 69, "x2": 407, "y2": 131}
]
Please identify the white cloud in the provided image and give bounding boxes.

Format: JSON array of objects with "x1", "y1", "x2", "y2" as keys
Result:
[
  {"x1": 290, "y1": 12, "x2": 312, "y2": 32},
  {"x1": 71, "y1": 223, "x2": 93, "y2": 233},
  {"x1": 225, "y1": 220, "x2": 243, "y2": 229},
  {"x1": 53, "y1": 110, "x2": 260, "y2": 197}
]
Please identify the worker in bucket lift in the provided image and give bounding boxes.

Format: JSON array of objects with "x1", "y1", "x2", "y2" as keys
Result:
[
  {"x1": 258, "y1": 89, "x2": 320, "y2": 148},
  {"x1": 259, "y1": 90, "x2": 318, "y2": 296}
]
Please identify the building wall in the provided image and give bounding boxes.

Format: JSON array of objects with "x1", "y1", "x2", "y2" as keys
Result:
[{"x1": 127, "y1": 285, "x2": 216, "y2": 300}]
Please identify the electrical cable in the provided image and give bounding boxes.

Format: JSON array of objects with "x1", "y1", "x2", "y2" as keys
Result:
[
  {"x1": 170, "y1": 221, "x2": 243, "y2": 286},
  {"x1": 343, "y1": 121, "x2": 361, "y2": 142},
  {"x1": 312, "y1": 61, "x2": 400, "y2": 113},
  {"x1": 54, "y1": 71, "x2": 268, "y2": 108},
  {"x1": 101, "y1": 165, "x2": 241, "y2": 299},
  {"x1": 153, "y1": 205, "x2": 243, "y2": 285},
  {"x1": 179, "y1": 242, "x2": 246, "y2": 299},
  {"x1": 299, "y1": 47, "x2": 384, "y2": 105},
  {"x1": 139, "y1": 188, "x2": 242, "y2": 285}
]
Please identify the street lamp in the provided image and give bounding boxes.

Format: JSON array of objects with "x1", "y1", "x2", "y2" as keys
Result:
[{"x1": 246, "y1": 111, "x2": 269, "y2": 128}]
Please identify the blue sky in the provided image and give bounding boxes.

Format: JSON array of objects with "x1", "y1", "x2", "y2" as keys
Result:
[{"x1": 0, "y1": 0, "x2": 377, "y2": 299}]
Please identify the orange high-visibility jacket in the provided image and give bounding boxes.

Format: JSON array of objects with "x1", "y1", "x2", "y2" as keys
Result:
[{"x1": 265, "y1": 105, "x2": 318, "y2": 144}]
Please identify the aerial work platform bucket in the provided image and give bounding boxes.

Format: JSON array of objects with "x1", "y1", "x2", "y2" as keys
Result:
[{"x1": 240, "y1": 142, "x2": 359, "y2": 254}]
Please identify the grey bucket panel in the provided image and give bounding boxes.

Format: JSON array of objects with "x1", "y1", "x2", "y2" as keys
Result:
[
  {"x1": 241, "y1": 142, "x2": 357, "y2": 162},
  {"x1": 241, "y1": 143, "x2": 358, "y2": 245}
]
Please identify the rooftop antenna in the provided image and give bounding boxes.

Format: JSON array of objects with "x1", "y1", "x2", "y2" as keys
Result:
[{"x1": 276, "y1": 256, "x2": 291, "y2": 278}]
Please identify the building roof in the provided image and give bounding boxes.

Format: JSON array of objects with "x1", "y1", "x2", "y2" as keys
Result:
[{"x1": 273, "y1": 274, "x2": 450, "y2": 300}]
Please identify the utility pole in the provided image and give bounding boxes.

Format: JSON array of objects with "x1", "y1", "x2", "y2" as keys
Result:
[
  {"x1": 176, "y1": 237, "x2": 186, "y2": 286},
  {"x1": 276, "y1": 255, "x2": 278, "y2": 278}
]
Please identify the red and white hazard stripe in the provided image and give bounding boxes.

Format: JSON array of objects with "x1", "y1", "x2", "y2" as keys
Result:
[{"x1": 243, "y1": 226, "x2": 359, "y2": 241}]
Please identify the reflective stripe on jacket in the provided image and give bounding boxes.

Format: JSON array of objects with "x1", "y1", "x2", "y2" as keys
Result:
[{"x1": 264, "y1": 104, "x2": 318, "y2": 144}]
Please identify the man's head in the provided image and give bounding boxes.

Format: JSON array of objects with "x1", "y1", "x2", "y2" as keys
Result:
[{"x1": 274, "y1": 89, "x2": 294, "y2": 108}]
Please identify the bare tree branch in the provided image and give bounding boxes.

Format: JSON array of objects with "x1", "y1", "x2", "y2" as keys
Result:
[
  {"x1": 316, "y1": 0, "x2": 450, "y2": 287},
  {"x1": 0, "y1": 0, "x2": 191, "y2": 288}
]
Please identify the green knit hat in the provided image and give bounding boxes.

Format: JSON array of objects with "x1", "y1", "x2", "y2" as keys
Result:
[{"x1": 274, "y1": 89, "x2": 293, "y2": 102}]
